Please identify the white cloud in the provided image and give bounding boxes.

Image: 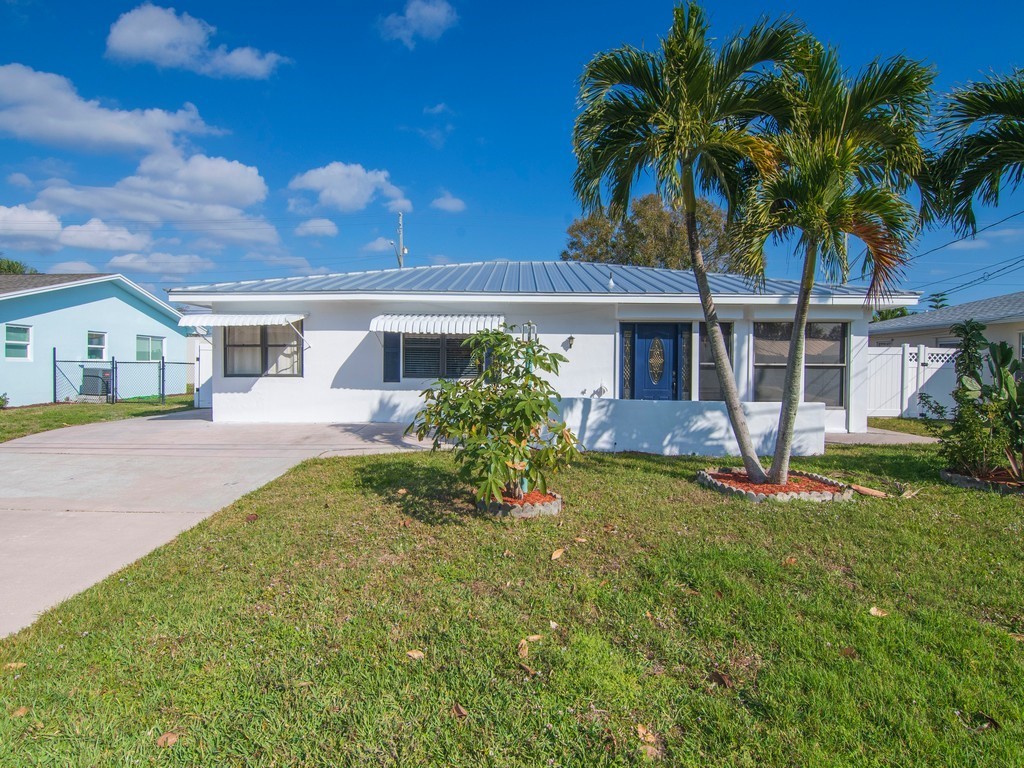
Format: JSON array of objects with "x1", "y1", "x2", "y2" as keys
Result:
[
  {"x1": 289, "y1": 161, "x2": 412, "y2": 214},
  {"x1": 7, "y1": 172, "x2": 31, "y2": 188},
  {"x1": 59, "y1": 218, "x2": 151, "y2": 251},
  {"x1": 0, "y1": 203, "x2": 62, "y2": 252},
  {"x1": 947, "y1": 239, "x2": 988, "y2": 251},
  {"x1": 362, "y1": 236, "x2": 394, "y2": 252},
  {"x1": 107, "y1": 251, "x2": 214, "y2": 276},
  {"x1": 380, "y1": 0, "x2": 457, "y2": 49},
  {"x1": 988, "y1": 227, "x2": 1024, "y2": 239},
  {"x1": 243, "y1": 252, "x2": 331, "y2": 275},
  {"x1": 35, "y1": 149, "x2": 278, "y2": 248},
  {"x1": 106, "y1": 4, "x2": 288, "y2": 79},
  {"x1": 49, "y1": 261, "x2": 99, "y2": 274},
  {"x1": 294, "y1": 218, "x2": 338, "y2": 237},
  {"x1": 418, "y1": 124, "x2": 453, "y2": 149},
  {"x1": 430, "y1": 189, "x2": 466, "y2": 213},
  {"x1": 423, "y1": 103, "x2": 449, "y2": 115},
  {"x1": 0, "y1": 63, "x2": 212, "y2": 153}
]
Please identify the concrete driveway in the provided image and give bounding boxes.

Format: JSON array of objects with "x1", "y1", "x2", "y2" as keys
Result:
[{"x1": 0, "y1": 410, "x2": 423, "y2": 637}]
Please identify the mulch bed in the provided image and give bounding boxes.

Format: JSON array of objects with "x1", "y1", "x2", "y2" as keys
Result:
[
  {"x1": 698, "y1": 467, "x2": 853, "y2": 503},
  {"x1": 479, "y1": 490, "x2": 562, "y2": 518},
  {"x1": 499, "y1": 490, "x2": 559, "y2": 506},
  {"x1": 940, "y1": 468, "x2": 1024, "y2": 495}
]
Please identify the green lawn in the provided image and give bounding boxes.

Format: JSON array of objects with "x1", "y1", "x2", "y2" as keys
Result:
[
  {"x1": 2, "y1": 446, "x2": 1021, "y2": 766},
  {"x1": 0, "y1": 394, "x2": 193, "y2": 443},
  {"x1": 868, "y1": 416, "x2": 948, "y2": 438}
]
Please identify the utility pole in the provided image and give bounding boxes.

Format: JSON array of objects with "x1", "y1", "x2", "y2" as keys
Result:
[{"x1": 390, "y1": 212, "x2": 408, "y2": 269}]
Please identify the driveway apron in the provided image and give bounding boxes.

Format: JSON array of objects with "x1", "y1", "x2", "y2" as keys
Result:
[{"x1": 0, "y1": 409, "x2": 422, "y2": 637}]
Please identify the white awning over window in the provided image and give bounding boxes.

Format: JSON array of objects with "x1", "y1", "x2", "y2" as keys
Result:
[
  {"x1": 178, "y1": 313, "x2": 307, "y2": 328},
  {"x1": 369, "y1": 314, "x2": 505, "y2": 335}
]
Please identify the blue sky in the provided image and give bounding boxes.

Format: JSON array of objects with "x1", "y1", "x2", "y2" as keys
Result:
[{"x1": 1, "y1": 0, "x2": 1023, "y2": 306}]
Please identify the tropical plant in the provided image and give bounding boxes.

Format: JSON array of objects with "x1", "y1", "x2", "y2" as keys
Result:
[
  {"x1": 0, "y1": 393, "x2": 8, "y2": 409},
  {"x1": 731, "y1": 41, "x2": 933, "y2": 482},
  {"x1": 561, "y1": 195, "x2": 734, "y2": 271},
  {"x1": 407, "y1": 326, "x2": 580, "y2": 503},
  {"x1": 936, "y1": 69, "x2": 1024, "y2": 235},
  {"x1": 962, "y1": 341, "x2": 1024, "y2": 479},
  {"x1": 926, "y1": 292, "x2": 949, "y2": 310},
  {"x1": 872, "y1": 306, "x2": 909, "y2": 322},
  {"x1": 572, "y1": 1, "x2": 801, "y2": 482},
  {"x1": 0, "y1": 257, "x2": 38, "y2": 274}
]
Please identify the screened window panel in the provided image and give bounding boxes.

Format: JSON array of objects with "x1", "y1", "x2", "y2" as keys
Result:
[
  {"x1": 266, "y1": 345, "x2": 301, "y2": 375},
  {"x1": 444, "y1": 336, "x2": 478, "y2": 378},
  {"x1": 226, "y1": 326, "x2": 261, "y2": 345},
  {"x1": 805, "y1": 322, "x2": 846, "y2": 364},
  {"x1": 753, "y1": 323, "x2": 791, "y2": 364},
  {"x1": 6, "y1": 325, "x2": 30, "y2": 344},
  {"x1": 698, "y1": 323, "x2": 732, "y2": 401},
  {"x1": 403, "y1": 335, "x2": 442, "y2": 378},
  {"x1": 754, "y1": 367, "x2": 787, "y2": 402},
  {"x1": 265, "y1": 324, "x2": 296, "y2": 345},
  {"x1": 805, "y1": 367, "x2": 845, "y2": 408},
  {"x1": 225, "y1": 346, "x2": 262, "y2": 375},
  {"x1": 5, "y1": 325, "x2": 29, "y2": 359},
  {"x1": 87, "y1": 332, "x2": 106, "y2": 360},
  {"x1": 136, "y1": 336, "x2": 149, "y2": 360}
]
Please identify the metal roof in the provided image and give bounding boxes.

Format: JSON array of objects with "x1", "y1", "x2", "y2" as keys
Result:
[
  {"x1": 869, "y1": 290, "x2": 1024, "y2": 334},
  {"x1": 171, "y1": 260, "x2": 887, "y2": 298},
  {"x1": 0, "y1": 273, "x2": 113, "y2": 297}
]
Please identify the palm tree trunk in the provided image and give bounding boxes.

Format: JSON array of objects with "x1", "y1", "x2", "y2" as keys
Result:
[
  {"x1": 767, "y1": 239, "x2": 817, "y2": 484},
  {"x1": 682, "y1": 168, "x2": 767, "y2": 482}
]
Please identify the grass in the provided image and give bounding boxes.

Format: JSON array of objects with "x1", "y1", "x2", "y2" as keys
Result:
[
  {"x1": 868, "y1": 416, "x2": 947, "y2": 438},
  {"x1": 0, "y1": 394, "x2": 193, "y2": 443},
  {"x1": 1, "y1": 445, "x2": 1022, "y2": 766}
]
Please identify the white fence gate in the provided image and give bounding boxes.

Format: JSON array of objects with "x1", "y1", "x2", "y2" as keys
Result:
[{"x1": 866, "y1": 345, "x2": 958, "y2": 418}]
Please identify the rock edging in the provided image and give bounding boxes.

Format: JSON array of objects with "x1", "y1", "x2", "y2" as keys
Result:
[
  {"x1": 939, "y1": 469, "x2": 1024, "y2": 495},
  {"x1": 696, "y1": 468, "x2": 854, "y2": 503},
  {"x1": 479, "y1": 492, "x2": 563, "y2": 518}
]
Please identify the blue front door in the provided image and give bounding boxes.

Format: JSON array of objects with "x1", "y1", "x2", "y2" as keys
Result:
[{"x1": 634, "y1": 324, "x2": 676, "y2": 400}]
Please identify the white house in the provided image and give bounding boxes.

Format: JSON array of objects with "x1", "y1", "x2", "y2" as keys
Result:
[
  {"x1": 1, "y1": 273, "x2": 189, "y2": 407},
  {"x1": 168, "y1": 261, "x2": 917, "y2": 457}
]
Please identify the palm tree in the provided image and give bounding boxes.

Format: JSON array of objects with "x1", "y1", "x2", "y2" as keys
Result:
[
  {"x1": 732, "y1": 42, "x2": 932, "y2": 482},
  {"x1": 572, "y1": 2, "x2": 801, "y2": 483},
  {"x1": 0, "y1": 256, "x2": 38, "y2": 274},
  {"x1": 937, "y1": 69, "x2": 1024, "y2": 235}
]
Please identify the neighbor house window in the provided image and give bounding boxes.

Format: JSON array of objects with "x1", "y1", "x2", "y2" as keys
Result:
[
  {"x1": 753, "y1": 322, "x2": 847, "y2": 408},
  {"x1": 4, "y1": 324, "x2": 31, "y2": 359},
  {"x1": 402, "y1": 334, "x2": 479, "y2": 379},
  {"x1": 224, "y1": 323, "x2": 303, "y2": 377},
  {"x1": 136, "y1": 335, "x2": 164, "y2": 361},
  {"x1": 698, "y1": 323, "x2": 732, "y2": 401},
  {"x1": 87, "y1": 331, "x2": 107, "y2": 360}
]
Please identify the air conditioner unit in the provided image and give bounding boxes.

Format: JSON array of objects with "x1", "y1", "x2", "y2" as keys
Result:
[{"x1": 82, "y1": 367, "x2": 111, "y2": 396}]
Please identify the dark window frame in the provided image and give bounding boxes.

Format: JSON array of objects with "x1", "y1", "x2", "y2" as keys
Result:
[
  {"x1": 752, "y1": 321, "x2": 847, "y2": 408},
  {"x1": 698, "y1": 322, "x2": 733, "y2": 402},
  {"x1": 400, "y1": 333, "x2": 479, "y2": 380},
  {"x1": 224, "y1": 322, "x2": 304, "y2": 378}
]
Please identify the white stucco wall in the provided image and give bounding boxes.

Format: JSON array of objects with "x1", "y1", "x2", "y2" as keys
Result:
[
  {"x1": 204, "y1": 297, "x2": 870, "y2": 438},
  {"x1": 870, "y1": 321, "x2": 1024, "y2": 353}
]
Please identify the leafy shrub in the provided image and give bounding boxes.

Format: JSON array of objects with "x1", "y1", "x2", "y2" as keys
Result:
[
  {"x1": 408, "y1": 325, "x2": 580, "y2": 503},
  {"x1": 963, "y1": 341, "x2": 1024, "y2": 479},
  {"x1": 0, "y1": 392, "x2": 8, "y2": 409},
  {"x1": 921, "y1": 320, "x2": 1008, "y2": 477}
]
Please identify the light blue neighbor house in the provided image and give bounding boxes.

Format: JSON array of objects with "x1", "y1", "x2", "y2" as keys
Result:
[{"x1": 1, "y1": 273, "x2": 189, "y2": 407}]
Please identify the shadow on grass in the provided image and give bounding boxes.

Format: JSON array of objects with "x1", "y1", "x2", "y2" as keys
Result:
[{"x1": 355, "y1": 456, "x2": 492, "y2": 527}]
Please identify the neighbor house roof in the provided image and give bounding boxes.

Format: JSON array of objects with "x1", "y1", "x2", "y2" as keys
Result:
[
  {"x1": 869, "y1": 290, "x2": 1024, "y2": 335},
  {"x1": 171, "y1": 261, "x2": 913, "y2": 305},
  {"x1": 0, "y1": 272, "x2": 182, "y2": 322},
  {"x1": 0, "y1": 273, "x2": 110, "y2": 296}
]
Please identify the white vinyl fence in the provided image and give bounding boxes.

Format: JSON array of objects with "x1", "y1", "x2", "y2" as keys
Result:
[{"x1": 866, "y1": 345, "x2": 958, "y2": 418}]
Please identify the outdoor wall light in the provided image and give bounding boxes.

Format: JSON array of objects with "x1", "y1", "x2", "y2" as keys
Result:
[{"x1": 567, "y1": 335, "x2": 575, "y2": 349}]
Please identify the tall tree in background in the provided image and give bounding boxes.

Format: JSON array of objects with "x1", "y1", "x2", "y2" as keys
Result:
[
  {"x1": 938, "y1": 69, "x2": 1024, "y2": 235},
  {"x1": 732, "y1": 42, "x2": 932, "y2": 482},
  {"x1": 0, "y1": 256, "x2": 38, "y2": 274},
  {"x1": 561, "y1": 194, "x2": 735, "y2": 271},
  {"x1": 926, "y1": 292, "x2": 949, "y2": 310},
  {"x1": 573, "y1": 2, "x2": 801, "y2": 483},
  {"x1": 872, "y1": 306, "x2": 909, "y2": 322}
]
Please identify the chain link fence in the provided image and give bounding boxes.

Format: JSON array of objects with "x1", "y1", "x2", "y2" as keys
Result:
[{"x1": 53, "y1": 352, "x2": 194, "y2": 404}]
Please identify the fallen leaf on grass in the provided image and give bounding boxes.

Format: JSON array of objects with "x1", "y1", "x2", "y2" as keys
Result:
[
  {"x1": 574, "y1": 537, "x2": 587, "y2": 543},
  {"x1": 4, "y1": 662, "x2": 26, "y2": 670},
  {"x1": 549, "y1": 620, "x2": 559, "y2": 630},
  {"x1": 398, "y1": 519, "x2": 411, "y2": 528},
  {"x1": 869, "y1": 606, "x2": 889, "y2": 617},
  {"x1": 550, "y1": 548, "x2": 564, "y2": 561},
  {"x1": 156, "y1": 732, "x2": 178, "y2": 748},
  {"x1": 709, "y1": 669, "x2": 734, "y2": 688},
  {"x1": 1009, "y1": 633, "x2": 1024, "y2": 642},
  {"x1": 956, "y1": 709, "x2": 1001, "y2": 734},
  {"x1": 602, "y1": 524, "x2": 618, "y2": 533},
  {"x1": 636, "y1": 724, "x2": 663, "y2": 759},
  {"x1": 451, "y1": 703, "x2": 468, "y2": 720},
  {"x1": 782, "y1": 556, "x2": 798, "y2": 567},
  {"x1": 517, "y1": 639, "x2": 529, "y2": 659},
  {"x1": 397, "y1": 488, "x2": 407, "y2": 495},
  {"x1": 406, "y1": 649, "x2": 425, "y2": 660},
  {"x1": 518, "y1": 662, "x2": 537, "y2": 677},
  {"x1": 11, "y1": 707, "x2": 28, "y2": 718},
  {"x1": 851, "y1": 484, "x2": 888, "y2": 498},
  {"x1": 526, "y1": 634, "x2": 544, "y2": 642},
  {"x1": 839, "y1": 646, "x2": 859, "y2": 659},
  {"x1": 244, "y1": 514, "x2": 258, "y2": 523},
  {"x1": 636, "y1": 724, "x2": 657, "y2": 743}
]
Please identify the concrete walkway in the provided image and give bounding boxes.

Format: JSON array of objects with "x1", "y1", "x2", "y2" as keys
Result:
[
  {"x1": 826, "y1": 427, "x2": 939, "y2": 446},
  {"x1": 0, "y1": 410, "x2": 423, "y2": 637}
]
